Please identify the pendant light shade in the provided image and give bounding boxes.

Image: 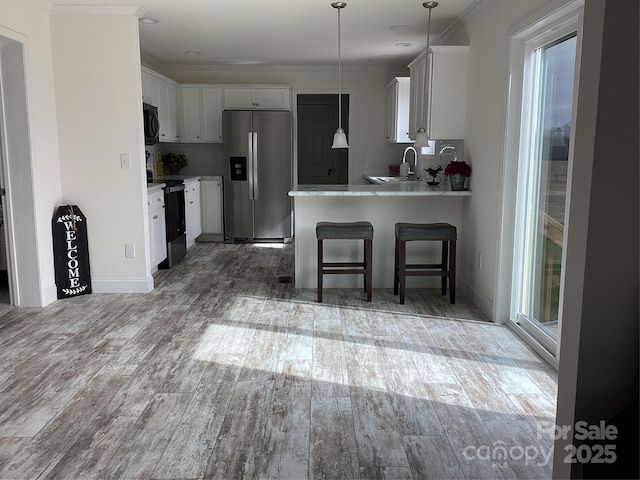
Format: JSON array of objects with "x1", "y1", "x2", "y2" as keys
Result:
[
  {"x1": 414, "y1": 1, "x2": 438, "y2": 147},
  {"x1": 332, "y1": 128, "x2": 349, "y2": 148},
  {"x1": 331, "y1": 1, "x2": 348, "y2": 149}
]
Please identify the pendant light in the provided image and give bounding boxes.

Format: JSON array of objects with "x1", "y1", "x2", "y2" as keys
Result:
[
  {"x1": 413, "y1": 1, "x2": 438, "y2": 148},
  {"x1": 331, "y1": 1, "x2": 348, "y2": 149}
]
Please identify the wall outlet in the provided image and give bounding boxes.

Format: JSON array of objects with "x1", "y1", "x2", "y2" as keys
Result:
[
  {"x1": 125, "y1": 243, "x2": 135, "y2": 258},
  {"x1": 477, "y1": 252, "x2": 483, "y2": 270}
]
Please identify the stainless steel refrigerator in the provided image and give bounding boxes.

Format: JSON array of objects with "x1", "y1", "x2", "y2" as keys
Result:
[{"x1": 223, "y1": 110, "x2": 293, "y2": 243}]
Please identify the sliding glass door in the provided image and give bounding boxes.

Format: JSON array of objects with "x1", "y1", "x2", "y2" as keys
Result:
[{"x1": 512, "y1": 25, "x2": 579, "y2": 357}]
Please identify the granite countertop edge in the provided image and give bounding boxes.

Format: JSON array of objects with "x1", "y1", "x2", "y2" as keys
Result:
[{"x1": 289, "y1": 183, "x2": 471, "y2": 197}]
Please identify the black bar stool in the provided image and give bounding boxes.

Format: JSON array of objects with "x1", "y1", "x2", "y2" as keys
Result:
[
  {"x1": 316, "y1": 221, "x2": 373, "y2": 303},
  {"x1": 394, "y1": 222, "x2": 457, "y2": 305}
]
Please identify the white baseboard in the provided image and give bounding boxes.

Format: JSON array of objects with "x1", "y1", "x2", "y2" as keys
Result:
[
  {"x1": 459, "y1": 278, "x2": 495, "y2": 322},
  {"x1": 43, "y1": 283, "x2": 58, "y2": 307},
  {"x1": 91, "y1": 276, "x2": 154, "y2": 294}
]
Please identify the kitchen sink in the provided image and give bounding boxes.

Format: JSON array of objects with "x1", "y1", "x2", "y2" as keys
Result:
[{"x1": 367, "y1": 175, "x2": 423, "y2": 184}]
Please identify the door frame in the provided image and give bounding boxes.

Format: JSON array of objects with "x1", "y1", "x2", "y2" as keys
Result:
[{"x1": 0, "y1": 27, "x2": 42, "y2": 307}]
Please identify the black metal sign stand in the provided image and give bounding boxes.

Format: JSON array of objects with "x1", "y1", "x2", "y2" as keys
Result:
[{"x1": 52, "y1": 205, "x2": 92, "y2": 299}]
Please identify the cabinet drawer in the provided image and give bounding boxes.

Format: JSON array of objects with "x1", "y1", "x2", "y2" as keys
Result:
[
  {"x1": 184, "y1": 183, "x2": 199, "y2": 197},
  {"x1": 147, "y1": 190, "x2": 164, "y2": 211}
]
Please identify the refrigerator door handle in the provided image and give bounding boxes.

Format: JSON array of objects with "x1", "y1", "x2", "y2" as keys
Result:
[
  {"x1": 248, "y1": 132, "x2": 254, "y2": 200},
  {"x1": 252, "y1": 132, "x2": 259, "y2": 200}
]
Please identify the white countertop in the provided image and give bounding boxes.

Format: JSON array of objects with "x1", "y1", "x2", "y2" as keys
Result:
[
  {"x1": 289, "y1": 182, "x2": 471, "y2": 197},
  {"x1": 146, "y1": 182, "x2": 166, "y2": 193}
]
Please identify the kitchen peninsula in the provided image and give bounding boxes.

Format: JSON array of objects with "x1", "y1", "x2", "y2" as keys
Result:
[{"x1": 289, "y1": 182, "x2": 471, "y2": 289}]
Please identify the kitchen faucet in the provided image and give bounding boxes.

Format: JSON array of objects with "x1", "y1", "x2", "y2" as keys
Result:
[
  {"x1": 438, "y1": 144, "x2": 458, "y2": 163},
  {"x1": 402, "y1": 146, "x2": 418, "y2": 176}
]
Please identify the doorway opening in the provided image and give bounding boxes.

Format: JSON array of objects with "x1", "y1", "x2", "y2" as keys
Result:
[{"x1": 296, "y1": 94, "x2": 349, "y2": 184}]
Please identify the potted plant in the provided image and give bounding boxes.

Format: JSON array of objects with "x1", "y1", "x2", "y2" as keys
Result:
[
  {"x1": 424, "y1": 161, "x2": 443, "y2": 185},
  {"x1": 161, "y1": 152, "x2": 188, "y2": 175},
  {"x1": 444, "y1": 160, "x2": 472, "y2": 191}
]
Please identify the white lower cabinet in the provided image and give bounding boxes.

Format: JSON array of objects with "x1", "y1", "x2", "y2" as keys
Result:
[
  {"x1": 200, "y1": 177, "x2": 223, "y2": 234},
  {"x1": 147, "y1": 188, "x2": 167, "y2": 272},
  {"x1": 184, "y1": 179, "x2": 202, "y2": 248}
]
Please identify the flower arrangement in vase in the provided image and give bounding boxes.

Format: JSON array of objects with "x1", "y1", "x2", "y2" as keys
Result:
[
  {"x1": 161, "y1": 152, "x2": 188, "y2": 175},
  {"x1": 424, "y1": 161, "x2": 443, "y2": 185},
  {"x1": 444, "y1": 160, "x2": 472, "y2": 191}
]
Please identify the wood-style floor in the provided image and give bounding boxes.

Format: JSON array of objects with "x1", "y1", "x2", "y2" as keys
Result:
[{"x1": 0, "y1": 242, "x2": 558, "y2": 479}]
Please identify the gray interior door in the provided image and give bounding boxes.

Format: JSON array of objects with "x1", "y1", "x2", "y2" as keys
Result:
[{"x1": 297, "y1": 94, "x2": 348, "y2": 184}]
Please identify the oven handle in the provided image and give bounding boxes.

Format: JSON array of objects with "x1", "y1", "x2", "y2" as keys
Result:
[{"x1": 166, "y1": 184, "x2": 185, "y2": 193}]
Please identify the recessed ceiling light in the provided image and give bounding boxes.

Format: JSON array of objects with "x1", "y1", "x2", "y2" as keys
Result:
[
  {"x1": 389, "y1": 24, "x2": 409, "y2": 31},
  {"x1": 139, "y1": 17, "x2": 159, "y2": 24},
  {"x1": 185, "y1": 50, "x2": 202, "y2": 55},
  {"x1": 395, "y1": 42, "x2": 413, "y2": 47}
]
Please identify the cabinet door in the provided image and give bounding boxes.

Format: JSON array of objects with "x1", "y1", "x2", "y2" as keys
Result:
[
  {"x1": 385, "y1": 78, "x2": 411, "y2": 143},
  {"x1": 148, "y1": 209, "x2": 167, "y2": 268},
  {"x1": 201, "y1": 178, "x2": 223, "y2": 234},
  {"x1": 141, "y1": 71, "x2": 153, "y2": 104},
  {"x1": 165, "y1": 82, "x2": 181, "y2": 141},
  {"x1": 182, "y1": 87, "x2": 202, "y2": 142},
  {"x1": 185, "y1": 180, "x2": 201, "y2": 248},
  {"x1": 202, "y1": 88, "x2": 223, "y2": 142},
  {"x1": 157, "y1": 81, "x2": 171, "y2": 142},
  {"x1": 408, "y1": 54, "x2": 427, "y2": 141},
  {"x1": 408, "y1": 46, "x2": 469, "y2": 140},
  {"x1": 429, "y1": 46, "x2": 469, "y2": 139},
  {"x1": 254, "y1": 88, "x2": 290, "y2": 110},
  {"x1": 223, "y1": 88, "x2": 255, "y2": 109}
]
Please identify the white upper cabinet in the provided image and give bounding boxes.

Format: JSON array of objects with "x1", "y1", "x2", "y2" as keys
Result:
[
  {"x1": 182, "y1": 87, "x2": 223, "y2": 143},
  {"x1": 223, "y1": 87, "x2": 291, "y2": 110},
  {"x1": 408, "y1": 46, "x2": 469, "y2": 140},
  {"x1": 384, "y1": 77, "x2": 411, "y2": 143},
  {"x1": 202, "y1": 88, "x2": 223, "y2": 142},
  {"x1": 141, "y1": 67, "x2": 181, "y2": 142},
  {"x1": 181, "y1": 87, "x2": 202, "y2": 142}
]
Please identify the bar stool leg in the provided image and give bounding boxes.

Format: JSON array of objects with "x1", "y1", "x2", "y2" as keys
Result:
[
  {"x1": 317, "y1": 239, "x2": 323, "y2": 303},
  {"x1": 393, "y1": 236, "x2": 399, "y2": 295},
  {"x1": 399, "y1": 239, "x2": 407, "y2": 304},
  {"x1": 449, "y1": 240, "x2": 456, "y2": 304},
  {"x1": 365, "y1": 238, "x2": 373, "y2": 302},
  {"x1": 441, "y1": 240, "x2": 448, "y2": 295}
]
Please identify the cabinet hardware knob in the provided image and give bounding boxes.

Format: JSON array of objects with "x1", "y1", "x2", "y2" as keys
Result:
[{"x1": 153, "y1": 215, "x2": 158, "y2": 220}]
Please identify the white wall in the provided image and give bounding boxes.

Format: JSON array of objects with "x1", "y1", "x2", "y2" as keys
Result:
[
  {"x1": 554, "y1": 0, "x2": 639, "y2": 477},
  {"x1": 0, "y1": 1, "x2": 64, "y2": 307},
  {"x1": 157, "y1": 65, "x2": 412, "y2": 185},
  {"x1": 51, "y1": 13, "x2": 152, "y2": 293},
  {"x1": 445, "y1": 0, "x2": 552, "y2": 318}
]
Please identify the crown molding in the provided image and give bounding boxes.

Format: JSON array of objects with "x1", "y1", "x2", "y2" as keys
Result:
[
  {"x1": 433, "y1": 0, "x2": 486, "y2": 45},
  {"x1": 50, "y1": 4, "x2": 146, "y2": 17}
]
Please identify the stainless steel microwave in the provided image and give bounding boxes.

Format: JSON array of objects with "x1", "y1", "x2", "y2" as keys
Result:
[{"x1": 143, "y1": 103, "x2": 159, "y2": 145}]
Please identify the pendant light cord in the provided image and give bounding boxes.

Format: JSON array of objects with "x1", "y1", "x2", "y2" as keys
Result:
[{"x1": 337, "y1": 5, "x2": 342, "y2": 130}]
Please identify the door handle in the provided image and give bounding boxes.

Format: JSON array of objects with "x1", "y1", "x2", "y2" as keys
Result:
[
  {"x1": 248, "y1": 132, "x2": 254, "y2": 200},
  {"x1": 252, "y1": 132, "x2": 259, "y2": 200}
]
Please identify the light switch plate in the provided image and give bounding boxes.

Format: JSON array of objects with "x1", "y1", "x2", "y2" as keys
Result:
[{"x1": 120, "y1": 153, "x2": 132, "y2": 169}]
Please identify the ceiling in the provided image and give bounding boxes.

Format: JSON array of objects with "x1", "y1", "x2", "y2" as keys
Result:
[{"x1": 49, "y1": 0, "x2": 478, "y2": 68}]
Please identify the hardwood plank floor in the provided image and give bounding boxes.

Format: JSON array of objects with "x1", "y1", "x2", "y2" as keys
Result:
[{"x1": 0, "y1": 242, "x2": 558, "y2": 479}]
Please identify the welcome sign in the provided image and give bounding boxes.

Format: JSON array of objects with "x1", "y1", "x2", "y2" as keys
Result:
[{"x1": 52, "y1": 205, "x2": 92, "y2": 299}]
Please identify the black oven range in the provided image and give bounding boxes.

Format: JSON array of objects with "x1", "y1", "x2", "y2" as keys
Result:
[{"x1": 159, "y1": 180, "x2": 186, "y2": 268}]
